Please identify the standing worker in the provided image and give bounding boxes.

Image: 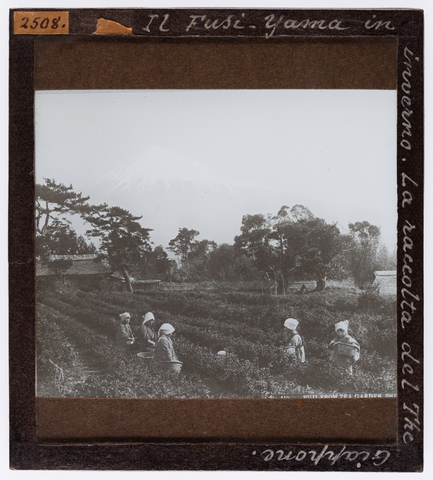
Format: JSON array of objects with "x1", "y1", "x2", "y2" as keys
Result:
[
  {"x1": 282, "y1": 318, "x2": 306, "y2": 363},
  {"x1": 328, "y1": 320, "x2": 360, "y2": 375},
  {"x1": 140, "y1": 312, "x2": 157, "y2": 353},
  {"x1": 116, "y1": 312, "x2": 135, "y2": 350},
  {"x1": 154, "y1": 323, "x2": 178, "y2": 364}
]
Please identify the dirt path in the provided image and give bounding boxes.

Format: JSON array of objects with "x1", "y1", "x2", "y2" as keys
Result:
[
  {"x1": 37, "y1": 329, "x2": 112, "y2": 397},
  {"x1": 69, "y1": 342, "x2": 111, "y2": 379}
]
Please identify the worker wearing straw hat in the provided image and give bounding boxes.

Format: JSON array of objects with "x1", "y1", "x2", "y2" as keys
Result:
[
  {"x1": 282, "y1": 318, "x2": 306, "y2": 363},
  {"x1": 154, "y1": 323, "x2": 178, "y2": 364}
]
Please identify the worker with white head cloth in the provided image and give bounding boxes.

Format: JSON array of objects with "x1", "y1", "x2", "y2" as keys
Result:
[
  {"x1": 139, "y1": 311, "x2": 157, "y2": 352},
  {"x1": 328, "y1": 320, "x2": 360, "y2": 375},
  {"x1": 282, "y1": 318, "x2": 306, "y2": 363},
  {"x1": 116, "y1": 312, "x2": 135, "y2": 349},
  {"x1": 154, "y1": 323, "x2": 178, "y2": 364}
]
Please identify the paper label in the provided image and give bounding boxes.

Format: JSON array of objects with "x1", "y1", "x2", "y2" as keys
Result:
[{"x1": 14, "y1": 12, "x2": 69, "y2": 34}]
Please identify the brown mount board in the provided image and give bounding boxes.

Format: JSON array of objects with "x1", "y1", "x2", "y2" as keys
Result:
[
  {"x1": 34, "y1": 36, "x2": 397, "y2": 90},
  {"x1": 9, "y1": 8, "x2": 423, "y2": 471}
]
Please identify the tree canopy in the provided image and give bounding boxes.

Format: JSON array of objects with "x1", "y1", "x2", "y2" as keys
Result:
[
  {"x1": 85, "y1": 205, "x2": 152, "y2": 269},
  {"x1": 35, "y1": 179, "x2": 394, "y2": 290},
  {"x1": 36, "y1": 179, "x2": 152, "y2": 291},
  {"x1": 35, "y1": 179, "x2": 94, "y2": 260},
  {"x1": 234, "y1": 205, "x2": 343, "y2": 291},
  {"x1": 347, "y1": 221, "x2": 382, "y2": 286},
  {"x1": 167, "y1": 228, "x2": 200, "y2": 264},
  {"x1": 35, "y1": 178, "x2": 90, "y2": 235}
]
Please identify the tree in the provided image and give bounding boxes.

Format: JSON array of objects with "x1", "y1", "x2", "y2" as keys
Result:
[
  {"x1": 184, "y1": 239, "x2": 217, "y2": 281},
  {"x1": 35, "y1": 179, "x2": 154, "y2": 292},
  {"x1": 167, "y1": 228, "x2": 200, "y2": 265},
  {"x1": 35, "y1": 178, "x2": 90, "y2": 235},
  {"x1": 273, "y1": 214, "x2": 341, "y2": 291},
  {"x1": 207, "y1": 244, "x2": 259, "y2": 282},
  {"x1": 208, "y1": 243, "x2": 237, "y2": 281},
  {"x1": 234, "y1": 214, "x2": 273, "y2": 272},
  {"x1": 85, "y1": 205, "x2": 152, "y2": 292},
  {"x1": 36, "y1": 218, "x2": 96, "y2": 260},
  {"x1": 235, "y1": 214, "x2": 271, "y2": 254},
  {"x1": 234, "y1": 206, "x2": 343, "y2": 292},
  {"x1": 167, "y1": 229, "x2": 219, "y2": 282},
  {"x1": 347, "y1": 221, "x2": 381, "y2": 287},
  {"x1": 35, "y1": 179, "x2": 92, "y2": 261},
  {"x1": 141, "y1": 245, "x2": 175, "y2": 280},
  {"x1": 376, "y1": 244, "x2": 397, "y2": 271},
  {"x1": 189, "y1": 239, "x2": 217, "y2": 261},
  {"x1": 76, "y1": 235, "x2": 97, "y2": 255},
  {"x1": 327, "y1": 233, "x2": 356, "y2": 281}
]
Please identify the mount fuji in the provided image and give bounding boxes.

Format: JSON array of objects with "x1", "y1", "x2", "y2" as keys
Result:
[
  {"x1": 85, "y1": 146, "x2": 277, "y2": 248},
  {"x1": 91, "y1": 146, "x2": 262, "y2": 194}
]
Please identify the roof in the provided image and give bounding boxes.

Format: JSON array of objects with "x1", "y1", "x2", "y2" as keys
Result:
[
  {"x1": 110, "y1": 271, "x2": 126, "y2": 280},
  {"x1": 36, "y1": 256, "x2": 112, "y2": 277},
  {"x1": 373, "y1": 270, "x2": 396, "y2": 296},
  {"x1": 109, "y1": 272, "x2": 161, "y2": 284},
  {"x1": 374, "y1": 270, "x2": 397, "y2": 277},
  {"x1": 49, "y1": 254, "x2": 99, "y2": 261}
]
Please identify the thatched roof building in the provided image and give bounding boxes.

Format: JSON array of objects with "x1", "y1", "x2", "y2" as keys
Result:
[
  {"x1": 36, "y1": 254, "x2": 113, "y2": 289},
  {"x1": 36, "y1": 255, "x2": 161, "y2": 292},
  {"x1": 36, "y1": 254, "x2": 112, "y2": 278},
  {"x1": 373, "y1": 270, "x2": 396, "y2": 296}
]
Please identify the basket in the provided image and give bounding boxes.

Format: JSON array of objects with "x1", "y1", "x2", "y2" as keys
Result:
[
  {"x1": 137, "y1": 351, "x2": 154, "y2": 360},
  {"x1": 336, "y1": 343, "x2": 359, "y2": 358},
  {"x1": 282, "y1": 346, "x2": 296, "y2": 356},
  {"x1": 160, "y1": 361, "x2": 183, "y2": 373}
]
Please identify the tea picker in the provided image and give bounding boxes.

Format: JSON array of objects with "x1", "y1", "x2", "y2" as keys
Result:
[
  {"x1": 139, "y1": 311, "x2": 157, "y2": 354},
  {"x1": 116, "y1": 312, "x2": 136, "y2": 352},
  {"x1": 154, "y1": 323, "x2": 183, "y2": 373},
  {"x1": 282, "y1": 318, "x2": 306, "y2": 363},
  {"x1": 328, "y1": 320, "x2": 360, "y2": 375}
]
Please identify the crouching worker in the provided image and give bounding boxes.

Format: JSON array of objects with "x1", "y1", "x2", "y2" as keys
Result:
[
  {"x1": 154, "y1": 323, "x2": 178, "y2": 364},
  {"x1": 328, "y1": 320, "x2": 360, "y2": 375},
  {"x1": 140, "y1": 312, "x2": 157, "y2": 353},
  {"x1": 282, "y1": 318, "x2": 306, "y2": 363},
  {"x1": 116, "y1": 312, "x2": 135, "y2": 351}
]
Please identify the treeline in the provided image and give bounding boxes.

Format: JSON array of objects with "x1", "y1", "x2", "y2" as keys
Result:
[
  {"x1": 36, "y1": 179, "x2": 395, "y2": 290},
  {"x1": 164, "y1": 205, "x2": 395, "y2": 290}
]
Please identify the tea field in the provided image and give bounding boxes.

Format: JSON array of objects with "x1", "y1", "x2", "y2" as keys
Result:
[{"x1": 36, "y1": 283, "x2": 397, "y2": 398}]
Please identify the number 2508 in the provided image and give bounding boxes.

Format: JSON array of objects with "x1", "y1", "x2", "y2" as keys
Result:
[{"x1": 20, "y1": 16, "x2": 61, "y2": 30}]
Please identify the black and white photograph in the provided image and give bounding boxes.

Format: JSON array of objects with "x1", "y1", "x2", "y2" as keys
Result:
[
  {"x1": 34, "y1": 88, "x2": 398, "y2": 400},
  {"x1": 8, "y1": 1, "x2": 427, "y2": 474}
]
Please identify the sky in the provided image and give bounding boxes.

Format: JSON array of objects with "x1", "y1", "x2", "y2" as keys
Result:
[{"x1": 35, "y1": 89, "x2": 397, "y2": 252}]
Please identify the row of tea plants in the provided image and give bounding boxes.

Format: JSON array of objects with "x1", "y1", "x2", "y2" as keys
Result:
[{"x1": 36, "y1": 284, "x2": 397, "y2": 398}]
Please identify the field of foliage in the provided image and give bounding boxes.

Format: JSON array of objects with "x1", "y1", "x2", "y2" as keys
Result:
[{"x1": 36, "y1": 282, "x2": 397, "y2": 398}]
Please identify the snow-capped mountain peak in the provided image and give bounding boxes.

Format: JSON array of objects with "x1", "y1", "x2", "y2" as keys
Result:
[{"x1": 92, "y1": 146, "x2": 257, "y2": 194}]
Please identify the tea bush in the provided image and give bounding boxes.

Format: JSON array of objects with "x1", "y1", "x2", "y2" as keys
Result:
[
  {"x1": 37, "y1": 304, "x2": 212, "y2": 398},
  {"x1": 36, "y1": 282, "x2": 397, "y2": 398}
]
